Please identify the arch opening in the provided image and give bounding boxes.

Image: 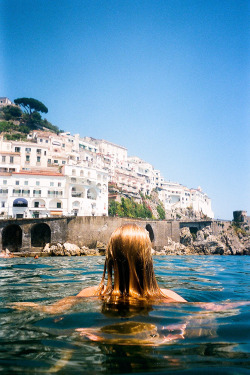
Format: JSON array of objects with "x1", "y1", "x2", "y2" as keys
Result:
[
  {"x1": 31, "y1": 223, "x2": 51, "y2": 247},
  {"x1": 145, "y1": 224, "x2": 155, "y2": 243},
  {"x1": 2, "y1": 224, "x2": 22, "y2": 251},
  {"x1": 13, "y1": 198, "x2": 28, "y2": 207}
]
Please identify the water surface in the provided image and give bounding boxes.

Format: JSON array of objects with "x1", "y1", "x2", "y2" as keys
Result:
[{"x1": 0, "y1": 256, "x2": 249, "y2": 374}]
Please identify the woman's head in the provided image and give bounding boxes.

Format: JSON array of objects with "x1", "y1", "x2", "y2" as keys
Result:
[{"x1": 97, "y1": 224, "x2": 161, "y2": 299}]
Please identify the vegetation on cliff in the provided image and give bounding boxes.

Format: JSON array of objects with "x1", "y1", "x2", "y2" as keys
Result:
[
  {"x1": 108, "y1": 197, "x2": 153, "y2": 219},
  {"x1": 0, "y1": 97, "x2": 63, "y2": 138}
]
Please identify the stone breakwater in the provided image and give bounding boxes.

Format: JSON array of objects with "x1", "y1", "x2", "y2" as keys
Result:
[{"x1": 40, "y1": 224, "x2": 250, "y2": 257}]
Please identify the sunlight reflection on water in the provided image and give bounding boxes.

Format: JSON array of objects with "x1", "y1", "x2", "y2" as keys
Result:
[{"x1": 0, "y1": 255, "x2": 249, "y2": 374}]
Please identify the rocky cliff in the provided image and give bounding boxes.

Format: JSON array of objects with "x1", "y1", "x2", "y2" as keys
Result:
[{"x1": 152, "y1": 223, "x2": 250, "y2": 256}]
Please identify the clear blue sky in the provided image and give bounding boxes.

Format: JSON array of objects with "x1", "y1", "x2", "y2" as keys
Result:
[{"x1": 1, "y1": 0, "x2": 249, "y2": 220}]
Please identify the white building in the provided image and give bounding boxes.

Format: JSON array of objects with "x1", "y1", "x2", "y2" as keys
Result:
[
  {"x1": 64, "y1": 164, "x2": 108, "y2": 217},
  {"x1": 0, "y1": 132, "x2": 109, "y2": 219},
  {"x1": 0, "y1": 125, "x2": 214, "y2": 219},
  {"x1": 0, "y1": 170, "x2": 66, "y2": 219},
  {"x1": 158, "y1": 181, "x2": 214, "y2": 218},
  {"x1": 0, "y1": 97, "x2": 14, "y2": 107}
]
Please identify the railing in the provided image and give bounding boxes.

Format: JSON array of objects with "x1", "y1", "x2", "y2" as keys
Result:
[{"x1": 72, "y1": 192, "x2": 83, "y2": 197}]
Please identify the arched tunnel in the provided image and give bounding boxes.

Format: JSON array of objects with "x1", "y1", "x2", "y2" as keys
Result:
[
  {"x1": 2, "y1": 224, "x2": 22, "y2": 252},
  {"x1": 31, "y1": 223, "x2": 51, "y2": 247}
]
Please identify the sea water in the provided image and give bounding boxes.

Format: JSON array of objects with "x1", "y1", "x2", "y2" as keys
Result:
[{"x1": 0, "y1": 256, "x2": 249, "y2": 374}]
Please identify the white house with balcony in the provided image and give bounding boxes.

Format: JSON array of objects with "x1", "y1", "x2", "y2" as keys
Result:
[
  {"x1": 63, "y1": 165, "x2": 108, "y2": 217},
  {"x1": 0, "y1": 170, "x2": 67, "y2": 219}
]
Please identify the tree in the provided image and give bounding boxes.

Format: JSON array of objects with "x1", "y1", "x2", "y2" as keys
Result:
[
  {"x1": 13, "y1": 98, "x2": 48, "y2": 129},
  {"x1": 2, "y1": 105, "x2": 22, "y2": 121},
  {"x1": 157, "y1": 204, "x2": 166, "y2": 220},
  {"x1": 14, "y1": 98, "x2": 48, "y2": 115}
]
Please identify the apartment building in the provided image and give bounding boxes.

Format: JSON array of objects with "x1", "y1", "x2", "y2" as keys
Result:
[
  {"x1": 158, "y1": 181, "x2": 214, "y2": 218},
  {"x1": 0, "y1": 132, "x2": 109, "y2": 218},
  {"x1": 0, "y1": 127, "x2": 213, "y2": 219},
  {"x1": 0, "y1": 170, "x2": 66, "y2": 218},
  {"x1": 64, "y1": 164, "x2": 108, "y2": 217}
]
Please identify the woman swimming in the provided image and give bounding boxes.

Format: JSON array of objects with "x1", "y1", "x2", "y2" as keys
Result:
[
  {"x1": 10, "y1": 224, "x2": 186, "y2": 315},
  {"x1": 77, "y1": 224, "x2": 186, "y2": 302}
]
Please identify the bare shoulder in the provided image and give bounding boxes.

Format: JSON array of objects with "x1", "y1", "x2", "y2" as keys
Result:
[
  {"x1": 76, "y1": 286, "x2": 99, "y2": 297},
  {"x1": 160, "y1": 288, "x2": 187, "y2": 302}
]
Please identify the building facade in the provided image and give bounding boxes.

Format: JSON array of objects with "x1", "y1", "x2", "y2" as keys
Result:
[{"x1": 0, "y1": 128, "x2": 214, "y2": 219}]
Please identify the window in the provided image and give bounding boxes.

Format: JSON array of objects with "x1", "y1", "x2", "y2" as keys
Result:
[
  {"x1": 53, "y1": 160, "x2": 58, "y2": 164},
  {"x1": 25, "y1": 148, "x2": 31, "y2": 153},
  {"x1": 15, "y1": 147, "x2": 20, "y2": 152},
  {"x1": 48, "y1": 159, "x2": 51, "y2": 164},
  {"x1": 62, "y1": 161, "x2": 66, "y2": 164},
  {"x1": 33, "y1": 190, "x2": 41, "y2": 196},
  {"x1": 1, "y1": 202, "x2": 5, "y2": 207},
  {"x1": 22, "y1": 189, "x2": 30, "y2": 196},
  {"x1": 37, "y1": 156, "x2": 41, "y2": 162},
  {"x1": 57, "y1": 202, "x2": 61, "y2": 208},
  {"x1": 15, "y1": 181, "x2": 19, "y2": 185},
  {"x1": 3, "y1": 180, "x2": 7, "y2": 185},
  {"x1": 13, "y1": 189, "x2": 21, "y2": 195},
  {"x1": 24, "y1": 181, "x2": 28, "y2": 185},
  {"x1": 34, "y1": 201, "x2": 39, "y2": 208},
  {"x1": 36, "y1": 149, "x2": 41, "y2": 154},
  {"x1": 10, "y1": 156, "x2": 14, "y2": 164},
  {"x1": 45, "y1": 140, "x2": 48, "y2": 143},
  {"x1": 40, "y1": 139, "x2": 43, "y2": 142},
  {"x1": 26, "y1": 155, "x2": 30, "y2": 162},
  {"x1": 36, "y1": 181, "x2": 40, "y2": 186},
  {"x1": 62, "y1": 144, "x2": 65, "y2": 148},
  {"x1": 50, "y1": 182, "x2": 54, "y2": 187},
  {"x1": 58, "y1": 182, "x2": 61, "y2": 187},
  {"x1": 44, "y1": 151, "x2": 46, "y2": 155},
  {"x1": 2, "y1": 156, "x2": 6, "y2": 162}
]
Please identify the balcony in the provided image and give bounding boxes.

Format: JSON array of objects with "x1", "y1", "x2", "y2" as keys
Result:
[
  {"x1": 72, "y1": 192, "x2": 83, "y2": 198},
  {"x1": 33, "y1": 193, "x2": 42, "y2": 197},
  {"x1": 0, "y1": 193, "x2": 8, "y2": 197},
  {"x1": 12, "y1": 193, "x2": 31, "y2": 197},
  {"x1": 47, "y1": 191, "x2": 63, "y2": 197}
]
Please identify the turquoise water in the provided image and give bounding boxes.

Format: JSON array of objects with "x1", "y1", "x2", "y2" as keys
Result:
[{"x1": 0, "y1": 256, "x2": 250, "y2": 374}]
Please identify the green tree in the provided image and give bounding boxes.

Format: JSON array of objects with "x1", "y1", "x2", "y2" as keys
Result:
[
  {"x1": 0, "y1": 121, "x2": 18, "y2": 133},
  {"x1": 14, "y1": 97, "x2": 48, "y2": 129},
  {"x1": 157, "y1": 204, "x2": 166, "y2": 220},
  {"x1": 2, "y1": 105, "x2": 22, "y2": 121},
  {"x1": 121, "y1": 198, "x2": 128, "y2": 217},
  {"x1": 14, "y1": 97, "x2": 48, "y2": 115},
  {"x1": 41, "y1": 118, "x2": 62, "y2": 134},
  {"x1": 109, "y1": 200, "x2": 118, "y2": 216}
]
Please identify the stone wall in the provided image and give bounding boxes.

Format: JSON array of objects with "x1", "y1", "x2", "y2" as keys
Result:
[
  {"x1": 0, "y1": 216, "x2": 233, "y2": 254},
  {"x1": 66, "y1": 216, "x2": 180, "y2": 250}
]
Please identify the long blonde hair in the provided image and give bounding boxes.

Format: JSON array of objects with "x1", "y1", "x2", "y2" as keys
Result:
[{"x1": 96, "y1": 224, "x2": 163, "y2": 299}]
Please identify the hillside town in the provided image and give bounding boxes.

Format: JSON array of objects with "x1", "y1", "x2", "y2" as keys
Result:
[{"x1": 0, "y1": 97, "x2": 214, "y2": 220}]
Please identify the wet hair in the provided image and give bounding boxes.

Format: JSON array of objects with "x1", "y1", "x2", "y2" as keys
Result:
[{"x1": 96, "y1": 224, "x2": 163, "y2": 300}]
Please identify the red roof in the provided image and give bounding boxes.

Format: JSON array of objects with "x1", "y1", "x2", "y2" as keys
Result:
[{"x1": 13, "y1": 170, "x2": 64, "y2": 177}]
